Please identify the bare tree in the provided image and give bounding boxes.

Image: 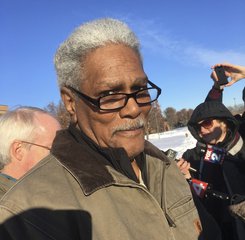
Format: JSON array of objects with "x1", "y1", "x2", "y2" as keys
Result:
[
  {"x1": 175, "y1": 108, "x2": 194, "y2": 127},
  {"x1": 146, "y1": 101, "x2": 166, "y2": 135},
  {"x1": 228, "y1": 103, "x2": 244, "y2": 116},
  {"x1": 164, "y1": 107, "x2": 177, "y2": 129},
  {"x1": 45, "y1": 101, "x2": 70, "y2": 129}
]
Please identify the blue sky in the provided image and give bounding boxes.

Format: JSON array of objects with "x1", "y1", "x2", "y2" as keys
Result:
[{"x1": 1, "y1": 0, "x2": 245, "y2": 111}]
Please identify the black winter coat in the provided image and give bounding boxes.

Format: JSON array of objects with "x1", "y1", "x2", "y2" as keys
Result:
[{"x1": 183, "y1": 101, "x2": 245, "y2": 240}]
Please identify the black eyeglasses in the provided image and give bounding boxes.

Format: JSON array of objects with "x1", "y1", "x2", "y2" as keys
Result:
[
  {"x1": 66, "y1": 80, "x2": 161, "y2": 111},
  {"x1": 20, "y1": 140, "x2": 51, "y2": 150}
]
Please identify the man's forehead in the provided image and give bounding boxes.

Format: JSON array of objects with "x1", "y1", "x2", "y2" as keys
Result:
[
  {"x1": 114, "y1": 77, "x2": 147, "y2": 85},
  {"x1": 89, "y1": 77, "x2": 149, "y2": 88}
]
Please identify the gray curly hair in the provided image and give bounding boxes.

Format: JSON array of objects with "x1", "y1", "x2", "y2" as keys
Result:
[{"x1": 54, "y1": 18, "x2": 142, "y2": 89}]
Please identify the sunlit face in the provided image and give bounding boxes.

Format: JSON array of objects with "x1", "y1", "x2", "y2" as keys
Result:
[
  {"x1": 72, "y1": 44, "x2": 151, "y2": 159},
  {"x1": 197, "y1": 118, "x2": 227, "y2": 144}
]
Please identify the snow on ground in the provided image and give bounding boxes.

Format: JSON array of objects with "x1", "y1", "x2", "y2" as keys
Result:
[{"x1": 147, "y1": 127, "x2": 197, "y2": 159}]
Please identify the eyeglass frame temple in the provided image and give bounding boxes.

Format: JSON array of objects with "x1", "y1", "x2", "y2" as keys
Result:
[{"x1": 19, "y1": 140, "x2": 51, "y2": 150}]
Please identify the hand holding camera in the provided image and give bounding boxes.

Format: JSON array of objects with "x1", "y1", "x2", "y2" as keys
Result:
[{"x1": 211, "y1": 63, "x2": 245, "y2": 87}]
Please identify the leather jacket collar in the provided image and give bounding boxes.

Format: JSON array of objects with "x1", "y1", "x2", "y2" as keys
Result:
[{"x1": 51, "y1": 124, "x2": 170, "y2": 195}]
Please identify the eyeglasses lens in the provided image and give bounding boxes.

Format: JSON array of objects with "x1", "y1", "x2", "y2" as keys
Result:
[
  {"x1": 198, "y1": 119, "x2": 213, "y2": 130},
  {"x1": 100, "y1": 88, "x2": 158, "y2": 110}
]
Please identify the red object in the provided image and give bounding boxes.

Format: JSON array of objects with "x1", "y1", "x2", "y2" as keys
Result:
[{"x1": 190, "y1": 179, "x2": 209, "y2": 198}]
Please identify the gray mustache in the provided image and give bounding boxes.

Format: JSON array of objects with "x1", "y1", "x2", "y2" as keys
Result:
[{"x1": 112, "y1": 118, "x2": 146, "y2": 133}]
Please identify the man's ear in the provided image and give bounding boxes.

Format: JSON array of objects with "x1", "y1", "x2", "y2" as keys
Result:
[
  {"x1": 61, "y1": 87, "x2": 77, "y2": 123},
  {"x1": 10, "y1": 141, "x2": 24, "y2": 161}
]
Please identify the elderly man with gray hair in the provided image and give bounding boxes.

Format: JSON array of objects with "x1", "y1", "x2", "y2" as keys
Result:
[
  {"x1": 0, "y1": 18, "x2": 220, "y2": 240},
  {"x1": 0, "y1": 107, "x2": 61, "y2": 198}
]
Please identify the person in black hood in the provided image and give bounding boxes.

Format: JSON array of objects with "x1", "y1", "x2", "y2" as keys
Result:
[{"x1": 181, "y1": 100, "x2": 245, "y2": 240}]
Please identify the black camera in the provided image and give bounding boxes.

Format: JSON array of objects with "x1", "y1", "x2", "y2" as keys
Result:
[{"x1": 214, "y1": 66, "x2": 229, "y2": 86}]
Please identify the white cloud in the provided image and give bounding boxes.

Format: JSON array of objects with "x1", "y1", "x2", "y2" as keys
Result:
[
  {"x1": 128, "y1": 18, "x2": 245, "y2": 67},
  {"x1": 183, "y1": 47, "x2": 245, "y2": 66}
]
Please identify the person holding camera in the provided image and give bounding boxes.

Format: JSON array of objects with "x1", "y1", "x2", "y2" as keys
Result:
[
  {"x1": 182, "y1": 101, "x2": 245, "y2": 240},
  {"x1": 208, "y1": 62, "x2": 245, "y2": 227},
  {"x1": 179, "y1": 63, "x2": 245, "y2": 240}
]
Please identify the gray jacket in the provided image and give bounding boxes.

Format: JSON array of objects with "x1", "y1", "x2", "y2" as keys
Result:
[{"x1": 0, "y1": 174, "x2": 15, "y2": 199}]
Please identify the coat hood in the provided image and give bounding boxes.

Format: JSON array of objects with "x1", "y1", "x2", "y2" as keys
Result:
[{"x1": 188, "y1": 101, "x2": 239, "y2": 145}]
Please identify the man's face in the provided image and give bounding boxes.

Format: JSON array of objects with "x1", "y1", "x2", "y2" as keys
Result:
[
  {"x1": 71, "y1": 44, "x2": 151, "y2": 159},
  {"x1": 197, "y1": 118, "x2": 227, "y2": 144}
]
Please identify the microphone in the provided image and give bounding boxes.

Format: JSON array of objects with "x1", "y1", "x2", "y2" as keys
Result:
[{"x1": 164, "y1": 149, "x2": 197, "y2": 173}]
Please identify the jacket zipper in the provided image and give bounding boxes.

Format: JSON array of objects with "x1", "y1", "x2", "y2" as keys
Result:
[
  {"x1": 165, "y1": 213, "x2": 176, "y2": 227},
  {"x1": 161, "y1": 162, "x2": 176, "y2": 228}
]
